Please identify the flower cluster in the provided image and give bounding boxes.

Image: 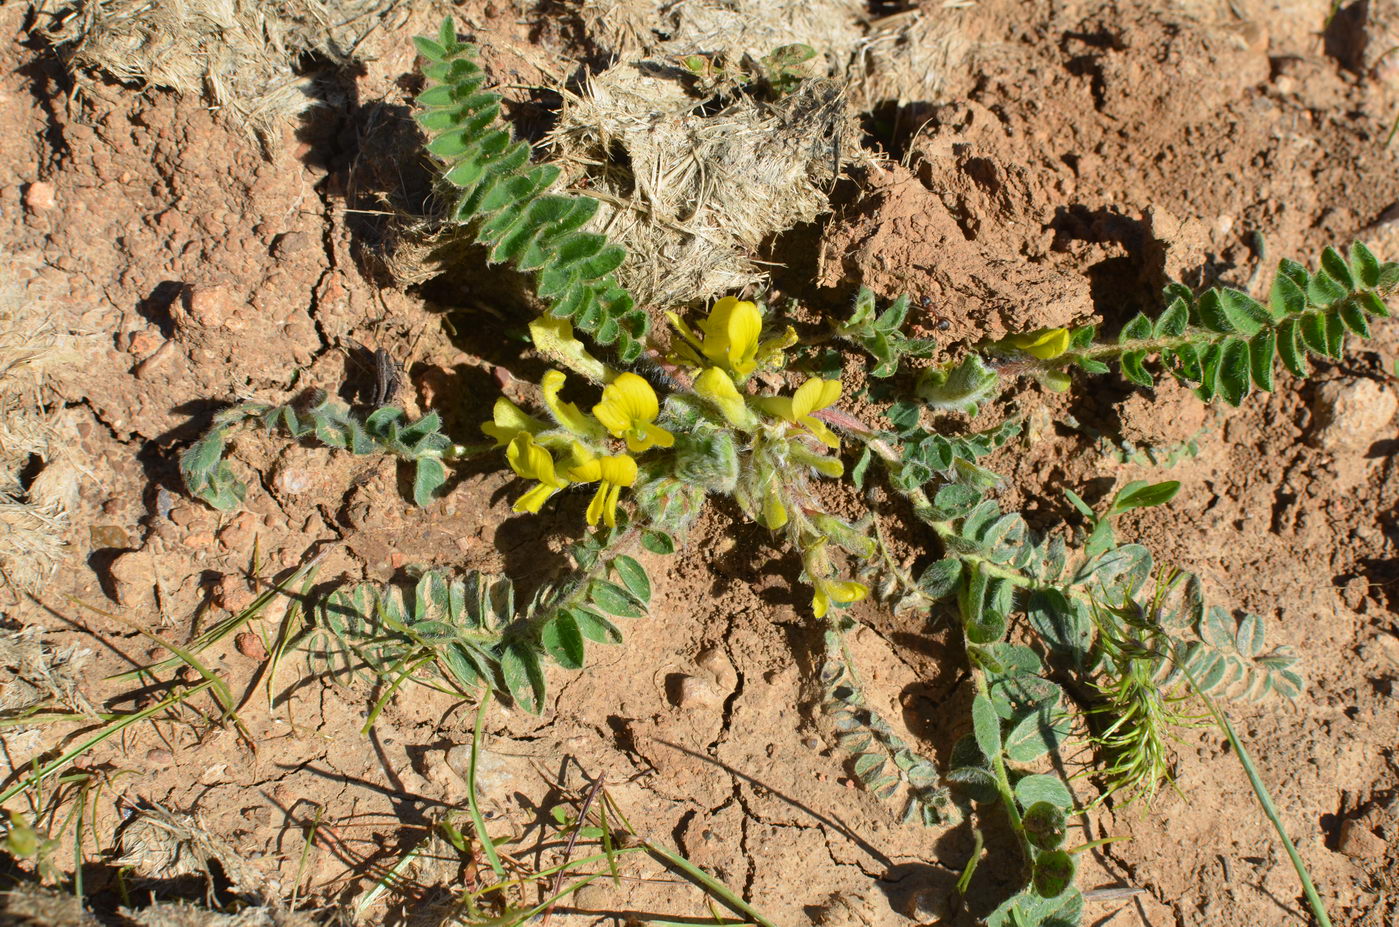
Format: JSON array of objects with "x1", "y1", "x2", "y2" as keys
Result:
[
  {"x1": 483, "y1": 326, "x2": 674, "y2": 527},
  {"x1": 485, "y1": 298, "x2": 870, "y2": 618}
]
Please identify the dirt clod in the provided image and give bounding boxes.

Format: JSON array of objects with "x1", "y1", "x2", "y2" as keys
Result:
[
  {"x1": 1309, "y1": 379, "x2": 1397, "y2": 453},
  {"x1": 23, "y1": 181, "x2": 55, "y2": 211},
  {"x1": 1338, "y1": 818, "x2": 1386, "y2": 859}
]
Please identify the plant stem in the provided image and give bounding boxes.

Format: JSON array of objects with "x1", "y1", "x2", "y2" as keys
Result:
[{"x1": 1194, "y1": 690, "x2": 1332, "y2": 927}]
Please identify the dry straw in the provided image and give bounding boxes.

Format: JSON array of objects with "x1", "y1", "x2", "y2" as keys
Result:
[{"x1": 35, "y1": 0, "x2": 399, "y2": 144}]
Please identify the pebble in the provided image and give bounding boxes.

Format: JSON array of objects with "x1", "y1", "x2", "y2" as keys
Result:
[
  {"x1": 235, "y1": 631, "x2": 268, "y2": 660},
  {"x1": 1310, "y1": 379, "x2": 1397, "y2": 453},
  {"x1": 1338, "y1": 819, "x2": 1385, "y2": 859},
  {"x1": 695, "y1": 646, "x2": 737, "y2": 690},
  {"x1": 107, "y1": 549, "x2": 156, "y2": 606},
  {"x1": 145, "y1": 748, "x2": 173, "y2": 765},
  {"x1": 219, "y1": 511, "x2": 259, "y2": 552},
  {"x1": 133, "y1": 339, "x2": 175, "y2": 378},
  {"x1": 183, "y1": 285, "x2": 241, "y2": 329},
  {"x1": 24, "y1": 181, "x2": 55, "y2": 211},
  {"x1": 671, "y1": 674, "x2": 722, "y2": 709},
  {"x1": 126, "y1": 329, "x2": 162, "y2": 355},
  {"x1": 273, "y1": 466, "x2": 313, "y2": 496},
  {"x1": 214, "y1": 574, "x2": 255, "y2": 613}
]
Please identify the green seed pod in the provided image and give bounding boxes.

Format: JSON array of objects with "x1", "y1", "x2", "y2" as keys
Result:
[{"x1": 674, "y1": 430, "x2": 739, "y2": 492}]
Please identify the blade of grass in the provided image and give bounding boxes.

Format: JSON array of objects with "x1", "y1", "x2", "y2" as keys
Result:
[
  {"x1": 467, "y1": 688, "x2": 506, "y2": 880},
  {"x1": 1178, "y1": 666, "x2": 1332, "y2": 927},
  {"x1": 0, "y1": 681, "x2": 214, "y2": 804}
]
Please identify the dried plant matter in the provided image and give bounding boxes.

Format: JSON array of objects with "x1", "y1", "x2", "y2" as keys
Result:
[
  {"x1": 0, "y1": 255, "x2": 90, "y2": 592},
  {"x1": 116, "y1": 805, "x2": 264, "y2": 895},
  {"x1": 548, "y1": 64, "x2": 863, "y2": 307},
  {"x1": 0, "y1": 625, "x2": 91, "y2": 716},
  {"x1": 37, "y1": 0, "x2": 397, "y2": 143}
]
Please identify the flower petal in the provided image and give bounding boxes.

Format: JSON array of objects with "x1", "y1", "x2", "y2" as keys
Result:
[
  {"x1": 695, "y1": 367, "x2": 751, "y2": 425},
  {"x1": 506, "y1": 434, "x2": 565, "y2": 487},
  {"x1": 514, "y1": 481, "x2": 560, "y2": 514},
  {"x1": 541, "y1": 369, "x2": 598, "y2": 436},
  {"x1": 481, "y1": 397, "x2": 545, "y2": 447}
]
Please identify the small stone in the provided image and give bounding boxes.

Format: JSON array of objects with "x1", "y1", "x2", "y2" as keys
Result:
[
  {"x1": 145, "y1": 748, "x2": 173, "y2": 765},
  {"x1": 1338, "y1": 819, "x2": 1385, "y2": 859},
  {"x1": 695, "y1": 646, "x2": 737, "y2": 691},
  {"x1": 24, "y1": 181, "x2": 55, "y2": 211},
  {"x1": 133, "y1": 339, "x2": 175, "y2": 379},
  {"x1": 107, "y1": 549, "x2": 156, "y2": 606},
  {"x1": 183, "y1": 531, "x2": 216, "y2": 550},
  {"x1": 219, "y1": 511, "x2": 259, "y2": 551},
  {"x1": 670, "y1": 674, "x2": 721, "y2": 709},
  {"x1": 126, "y1": 329, "x2": 162, "y2": 355},
  {"x1": 273, "y1": 467, "x2": 313, "y2": 496},
  {"x1": 89, "y1": 524, "x2": 130, "y2": 549},
  {"x1": 1310, "y1": 379, "x2": 1397, "y2": 453},
  {"x1": 235, "y1": 631, "x2": 267, "y2": 660},
  {"x1": 214, "y1": 574, "x2": 255, "y2": 613},
  {"x1": 184, "y1": 285, "x2": 241, "y2": 329}
]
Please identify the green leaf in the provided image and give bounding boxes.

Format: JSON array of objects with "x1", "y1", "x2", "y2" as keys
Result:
[
  {"x1": 1269, "y1": 272, "x2": 1306, "y2": 319},
  {"x1": 1321, "y1": 246, "x2": 1355, "y2": 289},
  {"x1": 571, "y1": 607, "x2": 622, "y2": 644},
  {"x1": 1219, "y1": 289, "x2": 1270, "y2": 335},
  {"x1": 1119, "y1": 313, "x2": 1153, "y2": 342},
  {"x1": 1275, "y1": 318, "x2": 1307, "y2": 377},
  {"x1": 917, "y1": 558, "x2": 963, "y2": 599},
  {"x1": 1119, "y1": 350, "x2": 1153, "y2": 388},
  {"x1": 1350, "y1": 241, "x2": 1380, "y2": 288},
  {"x1": 1004, "y1": 705, "x2": 1072, "y2": 763},
  {"x1": 1110, "y1": 480, "x2": 1180, "y2": 513},
  {"x1": 1278, "y1": 258, "x2": 1309, "y2": 290},
  {"x1": 1339, "y1": 299, "x2": 1371, "y2": 338},
  {"x1": 641, "y1": 530, "x2": 674, "y2": 555},
  {"x1": 1196, "y1": 289, "x2": 1235, "y2": 333},
  {"x1": 972, "y1": 694, "x2": 1001, "y2": 761},
  {"x1": 1217, "y1": 337, "x2": 1251, "y2": 406},
  {"x1": 1236, "y1": 613, "x2": 1265, "y2": 657},
  {"x1": 540, "y1": 611, "x2": 585, "y2": 670},
  {"x1": 1024, "y1": 589, "x2": 1092, "y2": 663},
  {"x1": 1307, "y1": 269, "x2": 1348, "y2": 307},
  {"x1": 1299, "y1": 310, "x2": 1329, "y2": 356},
  {"x1": 499, "y1": 641, "x2": 546, "y2": 713},
  {"x1": 412, "y1": 457, "x2": 447, "y2": 507},
  {"x1": 946, "y1": 764, "x2": 1000, "y2": 804},
  {"x1": 1022, "y1": 801, "x2": 1068, "y2": 850},
  {"x1": 612, "y1": 555, "x2": 651, "y2": 603},
  {"x1": 1032, "y1": 850, "x2": 1076, "y2": 898},
  {"x1": 589, "y1": 580, "x2": 645, "y2": 618},
  {"x1": 1015, "y1": 774, "x2": 1074, "y2": 810},
  {"x1": 1154, "y1": 297, "x2": 1189, "y2": 336},
  {"x1": 1248, "y1": 329, "x2": 1275, "y2": 392}
]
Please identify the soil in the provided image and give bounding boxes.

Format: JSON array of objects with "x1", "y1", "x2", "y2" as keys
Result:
[{"x1": 3, "y1": 0, "x2": 1399, "y2": 926}]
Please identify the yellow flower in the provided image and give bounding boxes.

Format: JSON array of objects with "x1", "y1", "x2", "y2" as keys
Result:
[
  {"x1": 759, "y1": 377, "x2": 843, "y2": 448},
  {"x1": 669, "y1": 296, "x2": 764, "y2": 378},
  {"x1": 529, "y1": 316, "x2": 610, "y2": 383},
  {"x1": 592, "y1": 373, "x2": 675, "y2": 454},
  {"x1": 1005, "y1": 328, "x2": 1070, "y2": 360},
  {"x1": 563, "y1": 444, "x2": 639, "y2": 528},
  {"x1": 481, "y1": 397, "x2": 546, "y2": 448},
  {"x1": 694, "y1": 367, "x2": 753, "y2": 426},
  {"x1": 541, "y1": 370, "x2": 603, "y2": 438},
  {"x1": 699, "y1": 297, "x2": 762, "y2": 377},
  {"x1": 506, "y1": 433, "x2": 569, "y2": 513},
  {"x1": 812, "y1": 579, "x2": 869, "y2": 619}
]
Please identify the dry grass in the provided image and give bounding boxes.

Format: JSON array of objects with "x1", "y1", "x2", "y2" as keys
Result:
[
  {"x1": 547, "y1": 64, "x2": 867, "y2": 308},
  {"x1": 34, "y1": 0, "x2": 401, "y2": 145},
  {"x1": 0, "y1": 254, "x2": 92, "y2": 593}
]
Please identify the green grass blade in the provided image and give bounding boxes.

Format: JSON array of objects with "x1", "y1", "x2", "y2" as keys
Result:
[
  {"x1": 468, "y1": 689, "x2": 507, "y2": 880},
  {"x1": 0, "y1": 681, "x2": 214, "y2": 805}
]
